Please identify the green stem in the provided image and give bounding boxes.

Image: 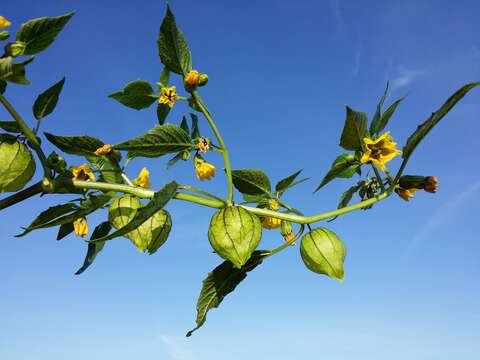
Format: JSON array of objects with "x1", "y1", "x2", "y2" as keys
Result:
[
  {"x1": 0, "y1": 94, "x2": 51, "y2": 178},
  {"x1": 192, "y1": 90, "x2": 234, "y2": 205},
  {"x1": 177, "y1": 184, "x2": 227, "y2": 204},
  {"x1": 267, "y1": 224, "x2": 305, "y2": 257},
  {"x1": 0, "y1": 181, "x2": 43, "y2": 211},
  {"x1": 371, "y1": 163, "x2": 386, "y2": 192}
]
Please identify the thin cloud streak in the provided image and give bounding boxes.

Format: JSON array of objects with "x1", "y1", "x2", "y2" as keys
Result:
[
  {"x1": 390, "y1": 65, "x2": 427, "y2": 91},
  {"x1": 160, "y1": 334, "x2": 195, "y2": 360}
]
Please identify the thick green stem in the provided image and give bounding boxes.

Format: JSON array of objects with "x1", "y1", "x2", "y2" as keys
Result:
[
  {"x1": 0, "y1": 94, "x2": 51, "y2": 178},
  {"x1": 0, "y1": 181, "x2": 43, "y2": 211},
  {"x1": 371, "y1": 163, "x2": 386, "y2": 192},
  {"x1": 191, "y1": 91, "x2": 234, "y2": 205}
]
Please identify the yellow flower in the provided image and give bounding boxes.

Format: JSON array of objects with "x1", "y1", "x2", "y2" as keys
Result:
[
  {"x1": 94, "y1": 144, "x2": 112, "y2": 156},
  {"x1": 159, "y1": 86, "x2": 177, "y2": 108},
  {"x1": 396, "y1": 187, "x2": 419, "y2": 202},
  {"x1": 133, "y1": 167, "x2": 151, "y2": 189},
  {"x1": 0, "y1": 16, "x2": 12, "y2": 30},
  {"x1": 71, "y1": 164, "x2": 95, "y2": 181},
  {"x1": 73, "y1": 217, "x2": 89, "y2": 237},
  {"x1": 360, "y1": 131, "x2": 402, "y2": 171},
  {"x1": 198, "y1": 138, "x2": 210, "y2": 153},
  {"x1": 195, "y1": 161, "x2": 216, "y2": 180},
  {"x1": 262, "y1": 216, "x2": 282, "y2": 229},
  {"x1": 184, "y1": 70, "x2": 200, "y2": 87}
]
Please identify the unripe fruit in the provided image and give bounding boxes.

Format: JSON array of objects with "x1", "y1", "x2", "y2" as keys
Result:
[
  {"x1": 300, "y1": 227, "x2": 346, "y2": 280},
  {"x1": 208, "y1": 206, "x2": 262, "y2": 268},
  {"x1": 0, "y1": 138, "x2": 36, "y2": 193},
  {"x1": 108, "y1": 195, "x2": 172, "y2": 254}
]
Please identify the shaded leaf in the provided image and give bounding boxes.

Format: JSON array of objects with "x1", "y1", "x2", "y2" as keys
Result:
[
  {"x1": 0, "y1": 80, "x2": 6, "y2": 94},
  {"x1": 315, "y1": 154, "x2": 359, "y2": 192},
  {"x1": 369, "y1": 82, "x2": 389, "y2": 136},
  {"x1": 372, "y1": 96, "x2": 405, "y2": 136},
  {"x1": 231, "y1": 169, "x2": 271, "y2": 196},
  {"x1": 109, "y1": 80, "x2": 157, "y2": 110},
  {"x1": 156, "y1": 102, "x2": 170, "y2": 125},
  {"x1": 339, "y1": 106, "x2": 368, "y2": 151},
  {"x1": 0, "y1": 120, "x2": 21, "y2": 133},
  {"x1": 75, "y1": 222, "x2": 111, "y2": 275},
  {"x1": 186, "y1": 250, "x2": 269, "y2": 337},
  {"x1": 16, "y1": 12, "x2": 75, "y2": 55},
  {"x1": 87, "y1": 155, "x2": 123, "y2": 185},
  {"x1": 157, "y1": 6, "x2": 192, "y2": 75},
  {"x1": 180, "y1": 116, "x2": 189, "y2": 134},
  {"x1": 44, "y1": 132, "x2": 104, "y2": 156},
  {"x1": 90, "y1": 182, "x2": 177, "y2": 243},
  {"x1": 403, "y1": 82, "x2": 479, "y2": 160},
  {"x1": 114, "y1": 124, "x2": 193, "y2": 159},
  {"x1": 328, "y1": 184, "x2": 361, "y2": 222},
  {"x1": 56, "y1": 222, "x2": 74, "y2": 240},
  {"x1": 190, "y1": 113, "x2": 200, "y2": 139},
  {"x1": 166, "y1": 151, "x2": 185, "y2": 170},
  {"x1": 33, "y1": 77, "x2": 65, "y2": 120}
]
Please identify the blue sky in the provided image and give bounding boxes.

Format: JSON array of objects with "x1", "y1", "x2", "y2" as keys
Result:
[{"x1": 1, "y1": 0, "x2": 479, "y2": 359}]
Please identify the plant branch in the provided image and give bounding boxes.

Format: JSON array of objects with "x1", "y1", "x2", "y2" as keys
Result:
[
  {"x1": 0, "y1": 94, "x2": 51, "y2": 178},
  {"x1": 191, "y1": 90, "x2": 234, "y2": 205},
  {"x1": 0, "y1": 181, "x2": 44, "y2": 211},
  {"x1": 371, "y1": 163, "x2": 386, "y2": 192}
]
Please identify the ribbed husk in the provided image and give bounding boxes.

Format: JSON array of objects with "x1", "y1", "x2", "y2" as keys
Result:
[
  {"x1": 108, "y1": 194, "x2": 172, "y2": 254},
  {"x1": 0, "y1": 139, "x2": 36, "y2": 193},
  {"x1": 208, "y1": 206, "x2": 262, "y2": 268},
  {"x1": 300, "y1": 227, "x2": 346, "y2": 280}
]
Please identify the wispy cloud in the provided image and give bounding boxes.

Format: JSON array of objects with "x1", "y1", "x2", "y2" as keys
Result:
[
  {"x1": 401, "y1": 181, "x2": 480, "y2": 262},
  {"x1": 390, "y1": 65, "x2": 427, "y2": 91},
  {"x1": 160, "y1": 334, "x2": 195, "y2": 360},
  {"x1": 328, "y1": 0, "x2": 345, "y2": 32},
  {"x1": 352, "y1": 43, "x2": 362, "y2": 77}
]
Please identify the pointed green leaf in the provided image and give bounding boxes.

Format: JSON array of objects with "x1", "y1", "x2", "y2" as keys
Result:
[
  {"x1": 16, "y1": 12, "x2": 74, "y2": 55},
  {"x1": 315, "y1": 154, "x2": 360, "y2": 192},
  {"x1": 1, "y1": 56, "x2": 34, "y2": 85},
  {"x1": 156, "y1": 102, "x2": 170, "y2": 124},
  {"x1": 166, "y1": 151, "x2": 184, "y2": 170},
  {"x1": 339, "y1": 106, "x2": 368, "y2": 151},
  {"x1": 0, "y1": 120, "x2": 21, "y2": 133},
  {"x1": 44, "y1": 132, "x2": 104, "y2": 156},
  {"x1": 159, "y1": 67, "x2": 170, "y2": 88},
  {"x1": 231, "y1": 169, "x2": 271, "y2": 196},
  {"x1": 87, "y1": 155, "x2": 123, "y2": 185},
  {"x1": 33, "y1": 77, "x2": 65, "y2": 120},
  {"x1": 157, "y1": 6, "x2": 192, "y2": 75},
  {"x1": 180, "y1": 116, "x2": 190, "y2": 134},
  {"x1": 403, "y1": 82, "x2": 479, "y2": 160},
  {"x1": 114, "y1": 124, "x2": 193, "y2": 159},
  {"x1": 0, "y1": 80, "x2": 6, "y2": 94},
  {"x1": 56, "y1": 222, "x2": 74, "y2": 240},
  {"x1": 16, "y1": 203, "x2": 78, "y2": 237},
  {"x1": 190, "y1": 113, "x2": 200, "y2": 139},
  {"x1": 90, "y1": 182, "x2": 177, "y2": 243},
  {"x1": 275, "y1": 170, "x2": 302, "y2": 194},
  {"x1": 369, "y1": 82, "x2": 389, "y2": 135},
  {"x1": 109, "y1": 80, "x2": 158, "y2": 110},
  {"x1": 186, "y1": 250, "x2": 269, "y2": 337},
  {"x1": 328, "y1": 184, "x2": 361, "y2": 222},
  {"x1": 75, "y1": 222, "x2": 111, "y2": 275}
]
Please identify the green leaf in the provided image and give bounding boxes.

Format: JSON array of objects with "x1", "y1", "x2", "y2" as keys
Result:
[
  {"x1": 242, "y1": 193, "x2": 270, "y2": 204},
  {"x1": 90, "y1": 182, "x2": 177, "y2": 243},
  {"x1": 186, "y1": 250, "x2": 269, "y2": 337},
  {"x1": 33, "y1": 77, "x2": 65, "y2": 120},
  {"x1": 231, "y1": 169, "x2": 271, "y2": 196},
  {"x1": 157, "y1": 6, "x2": 192, "y2": 75},
  {"x1": 166, "y1": 151, "x2": 185, "y2": 170},
  {"x1": 87, "y1": 155, "x2": 123, "y2": 185},
  {"x1": 56, "y1": 222, "x2": 74, "y2": 240},
  {"x1": 369, "y1": 82, "x2": 389, "y2": 136},
  {"x1": 0, "y1": 57, "x2": 13, "y2": 80},
  {"x1": 275, "y1": 170, "x2": 302, "y2": 194},
  {"x1": 190, "y1": 113, "x2": 200, "y2": 139},
  {"x1": 0, "y1": 56, "x2": 34, "y2": 85},
  {"x1": 75, "y1": 222, "x2": 111, "y2": 275},
  {"x1": 403, "y1": 82, "x2": 479, "y2": 160},
  {"x1": 159, "y1": 67, "x2": 170, "y2": 88},
  {"x1": 180, "y1": 116, "x2": 190, "y2": 134},
  {"x1": 16, "y1": 12, "x2": 74, "y2": 55},
  {"x1": 156, "y1": 102, "x2": 170, "y2": 125},
  {"x1": 16, "y1": 195, "x2": 109, "y2": 237},
  {"x1": 114, "y1": 124, "x2": 193, "y2": 159},
  {"x1": 109, "y1": 80, "x2": 158, "y2": 110},
  {"x1": 339, "y1": 106, "x2": 368, "y2": 151},
  {"x1": 0, "y1": 120, "x2": 21, "y2": 133},
  {"x1": 0, "y1": 80, "x2": 6, "y2": 94},
  {"x1": 314, "y1": 154, "x2": 360, "y2": 192},
  {"x1": 328, "y1": 184, "x2": 361, "y2": 222},
  {"x1": 44, "y1": 132, "x2": 104, "y2": 156}
]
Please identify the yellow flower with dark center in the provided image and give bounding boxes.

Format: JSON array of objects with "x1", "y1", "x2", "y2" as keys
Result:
[
  {"x1": 195, "y1": 161, "x2": 216, "y2": 180},
  {"x1": 198, "y1": 138, "x2": 210, "y2": 153},
  {"x1": 71, "y1": 164, "x2": 95, "y2": 181},
  {"x1": 396, "y1": 187, "x2": 419, "y2": 202},
  {"x1": 184, "y1": 70, "x2": 200, "y2": 87},
  {"x1": 424, "y1": 176, "x2": 438, "y2": 193},
  {"x1": 360, "y1": 131, "x2": 402, "y2": 171},
  {"x1": 0, "y1": 16, "x2": 12, "y2": 30},
  {"x1": 133, "y1": 167, "x2": 151, "y2": 189},
  {"x1": 73, "y1": 217, "x2": 89, "y2": 237},
  {"x1": 159, "y1": 86, "x2": 177, "y2": 108},
  {"x1": 94, "y1": 144, "x2": 112, "y2": 156}
]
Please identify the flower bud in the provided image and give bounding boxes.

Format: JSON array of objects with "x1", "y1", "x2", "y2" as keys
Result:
[
  {"x1": 133, "y1": 167, "x2": 151, "y2": 189},
  {"x1": 184, "y1": 70, "x2": 200, "y2": 92},
  {"x1": 0, "y1": 16, "x2": 12, "y2": 30},
  {"x1": 399, "y1": 175, "x2": 426, "y2": 190},
  {"x1": 47, "y1": 151, "x2": 67, "y2": 173},
  {"x1": 194, "y1": 157, "x2": 216, "y2": 181},
  {"x1": 198, "y1": 73, "x2": 209, "y2": 86},
  {"x1": 424, "y1": 176, "x2": 438, "y2": 193},
  {"x1": 208, "y1": 206, "x2": 262, "y2": 268},
  {"x1": 94, "y1": 144, "x2": 112, "y2": 156},
  {"x1": 396, "y1": 187, "x2": 419, "y2": 202},
  {"x1": 73, "y1": 217, "x2": 89, "y2": 238},
  {"x1": 280, "y1": 220, "x2": 295, "y2": 243},
  {"x1": 182, "y1": 150, "x2": 191, "y2": 161},
  {"x1": 4, "y1": 41, "x2": 26, "y2": 57}
]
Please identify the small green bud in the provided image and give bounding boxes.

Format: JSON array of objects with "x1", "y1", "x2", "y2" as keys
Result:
[
  {"x1": 47, "y1": 151, "x2": 67, "y2": 173},
  {"x1": 4, "y1": 41, "x2": 26, "y2": 57},
  {"x1": 181, "y1": 150, "x2": 191, "y2": 161},
  {"x1": 198, "y1": 73, "x2": 209, "y2": 86},
  {"x1": 280, "y1": 220, "x2": 294, "y2": 243}
]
